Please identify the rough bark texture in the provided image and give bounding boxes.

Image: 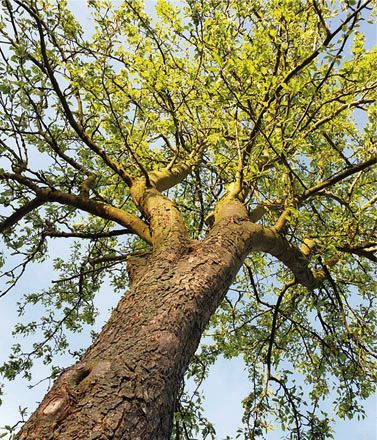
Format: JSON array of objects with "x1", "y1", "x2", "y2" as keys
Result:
[
  {"x1": 17, "y1": 187, "x2": 317, "y2": 439},
  {"x1": 17, "y1": 216, "x2": 252, "y2": 439}
]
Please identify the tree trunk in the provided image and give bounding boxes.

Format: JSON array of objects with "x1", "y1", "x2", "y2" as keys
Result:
[
  {"x1": 16, "y1": 190, "x2": 317, "y2": 439},
  {"x1": 17, "y1": 230, "x2": 246, "y2": 439}
]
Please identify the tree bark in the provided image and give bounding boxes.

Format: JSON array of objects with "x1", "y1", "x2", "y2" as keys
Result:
[
  {"x1": 16, "y1": 190, "x2": 317, "y2": 439},
  {"x1": 16, "y1": 223, "x2": 249, "y2": 439}
]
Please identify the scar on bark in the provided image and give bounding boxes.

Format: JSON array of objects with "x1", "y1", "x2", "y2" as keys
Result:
[{"x1": 39, "y1": 361, "x2": 111, "y2": 418}]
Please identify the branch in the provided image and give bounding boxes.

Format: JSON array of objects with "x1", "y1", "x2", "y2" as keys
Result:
[
  {"x1": 0, "y1": 233, "x2": 46, "y2": 298},
  {"x1": 40, "y1": 189, "x2": 151, "y2": 244},
  {"x1": 304, "y1": 99, "x2": 374, "y2": 136},
  {"x1": 0, "y1": 172, "x2": 152, "y2": 244},
  {"x1": 18, "y1": 85, "x2": 93, "y2": 176},
  {"x1": 44, "y1": 229, "x2": 133, "y2": 239},
  {"x1": 278, "y1": 0, "x2": 372, "y2": 89},
  {"x1": 323, "y1": 133, "x2": 352, "y2": 167},
  {"x1": 100, "y1": 74, "x2": 151, "y2": 186},
  {"x1": 301, "y1": 155, "x2": 377, "y2": 200},
  {"x1": 79, "y1": 174, "x2": 96, "y2": 198},
  {"x1": 273, "y1": 207, "x2": 294, "y2": 232},
  {"x1": 243, "y1": 0, "x2": 371, "y2": 160},
  {"x1": 266, "y1": 280, "x2": 297, "y2": 378},
  {"x1": 311, "y1": 0, "x2": 331, "y2": 37},
  {"x1": 0, "y1": 197, "x2": 45, "y2": 233},
  {"x1": 149, "y1": 151, "x2": 202, "y2": 192},
  {"x1": 210, "y1": 198, "x2": 321, "y2": 289},
  {"x1": 336, "y1": 244, "x2": 377, "y2": 263},
  {"x1": 255, "y1": 0, "x2": 372, "y2": 119},
  {"x1": 360, "y1": 194, "x2": 377, "y2": 213},
  {"x1": 249, "y1": 225, "x2": 321, "y2": 289},
  {"x1": 14, "y1": 0, "x2": 133, "y2": 186},
  {"x1": 89, "y1": 254, "x2": 129, "y2": 265}
]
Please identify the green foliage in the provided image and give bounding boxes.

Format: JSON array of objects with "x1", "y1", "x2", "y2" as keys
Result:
[{"x1": 0, "y1": 0, "x2": 376, "y2": 438}]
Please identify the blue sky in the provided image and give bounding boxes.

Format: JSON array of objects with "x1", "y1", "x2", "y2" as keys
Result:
[{"x1": 0, "y1": 0, "x2": 376, "y2": 438}]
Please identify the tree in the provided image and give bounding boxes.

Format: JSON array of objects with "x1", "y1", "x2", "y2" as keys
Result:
[{"x1": 0, "y1": 0, "x2": 376, "y2": 438}]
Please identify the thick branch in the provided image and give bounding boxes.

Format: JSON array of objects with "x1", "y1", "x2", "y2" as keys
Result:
[
  {"x1": 0, "y1": 172, "x2": 152, "y2": 244},
  {"x1": 0, "y1": 197, "x2": 44, "y2": 233},
  {"x1": 130, "y1": 181, "x2": 188, "y2": 250},
  {"x1": 248, "y1": 225, "x2": 320, "y2": 289},
  {"x1": 210, "y1": 197, "x2": 321, "y2": 289},
  {"x1": 302, "y1": 155, "x2": 377, "y2": 200},
  {"x1": 39, "y1": 189, "x2": 151, "y2": 244},
  {"x1": 149, "y1": 154, "x2": 201, "y2": 192},
  {"x1": 45, "y1": 229, "x2": 132, "y2": 239},
  {"x1": 336, "y1": 244, "x2": 377, "y2": 262}
]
